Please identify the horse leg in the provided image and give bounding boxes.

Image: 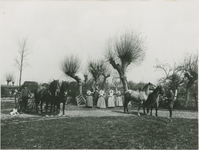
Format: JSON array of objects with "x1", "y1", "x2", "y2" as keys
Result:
[
  {"x1": 143, "y1": 102, "x2": 146, "y2": 115},
  {"x1": 35, "y1": 100, "x2": 39, "y2": 113},
  {"x1": 45, "y1": 101, "x2": 48, "y2": 113},
  {"x1": 63, "y1": 101, "x2": 65, "y2": 116},
  {"x1": 57, "y1": 102, "x2": 61, "y2": 116},
  {"x1": 155, "y1": 106, "x2": 158, "y2": 117},
  {"x1": 137, "y1": 104, "x2": 141, "y2": 116},
  {"x1": 150, "y1": 106, "x2": 153, "y2": 116},
  {"x1": 124, "y1": 100, "x2": 129, "y2": 114},
  {"x1": 50, "y1": 102, "x2": 53, "y2": 116},
  {"x1": 40, "y1": 101, "x2": 43, "y2": 114},
  {"x1": 53, "y1": 102, "x2": 56, "y2": 114},
  {"x1": 147, "y1": 105, "x2": 149, "y2": 115},
  {"x1": 123, "y1": 100, "x2": 126, "y2": 113},
  {"x1": 123, "y1": 100, "x2": 128, "y2": 113},
  {"x1": 123, "y1": 105, "x2": 126, "y2": 113},
  {"x1": 126, "y1": 104, "x2": 129, "y2": 114}
]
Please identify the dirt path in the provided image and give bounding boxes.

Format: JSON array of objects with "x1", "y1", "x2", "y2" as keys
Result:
[
  {"x1": 1, "y1": 100, "x2": 198, "y2": 121},
  {"x1": 1, "y1": 106, "x2": 198, "y2": 121}
]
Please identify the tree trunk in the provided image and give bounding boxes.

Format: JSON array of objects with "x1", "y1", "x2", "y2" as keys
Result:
[
  {"x1": 174, "y1": 89, "x2": 178, "y2": 101},
  {"x1": 19, "y1": 66, "x2": 22, "y2": 86},
  {"x1": 115, "y1": 86, "x2": 118, "y2": 93},
  {"x1": 120, "y1": 74, "x2": 128, "y2": 93},
  {"x1": 109, "y1": 59, "x2": 128, "y2": 93},
  {"x1": 79, "y1": 82, "x2": 82, "y2": 95},
  {"x1": 74, "y1": 75, "x2": 82, "y2": 95},
  {"x1": 102, "y1": 75, "x2": 110, "y2": 91}
]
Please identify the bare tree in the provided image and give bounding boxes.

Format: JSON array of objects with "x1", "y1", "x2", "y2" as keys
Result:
[
  {"x1": 87, "y1": 59, "x2": 110, "y2": 90},
  {"x1": 5, "y1": 73, "x2": 15, "y2": 85},
  {"x1": 61, "y1": 55, "x2": 82, "y2": 94},
  {"x1": 178, "y1": 52, "x2": 198, "y2": 107},
  {"x1": 154, "y1": 59, "x2": 185, "y2": 99},
  {"x1": 15, "y1": 38, "x2": 29, "y2": 86},
  {"x1": 106, "y1": 31, "x2": 146, "y2": 92},
  {"x1": 155, "y1": 60, "x2": 184, "y2": 88}
]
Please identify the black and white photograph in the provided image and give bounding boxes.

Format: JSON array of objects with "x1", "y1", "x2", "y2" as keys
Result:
[{"x1": 0, "y1": 0, "x2": 198, "y2": 149}]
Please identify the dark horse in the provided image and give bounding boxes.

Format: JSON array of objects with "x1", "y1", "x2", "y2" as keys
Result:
[
  {"x1": 124, "y1": 82, "x2": 155, "y2": 115},
  {"x1": 34, "y1": 80, "x2": 60, "y2": 115},
  {"x1": 56, "y1": 81, "x2": 69, "y2": 116},
  {"x1": 145, "y1": 86, "x2": 165, "y2": 117}
]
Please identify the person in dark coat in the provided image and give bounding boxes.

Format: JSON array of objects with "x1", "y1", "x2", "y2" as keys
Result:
[
  {"x1": 167, "y1": 89, "x2": 174, "y2": 118},
  {"x1": 21, "y1": 86, "x2": 32, "y2": 113},
  {"x1": 93, "y1": 88, "x2": 99, "y2": 108}
]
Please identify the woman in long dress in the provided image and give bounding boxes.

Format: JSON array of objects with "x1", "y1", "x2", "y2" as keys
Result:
[
  {"x1": 107, "y1": 90, "x2": 115, "y2": 108},
  {"x1": 85, "y1": 90, "x2": 93, "y2": 108},
  {"x1": 116, "y1": 91, "x2": 123, "y2": 107},
  {"x1": 97, "y1": 90, "x2": 106, "y2": 108}
]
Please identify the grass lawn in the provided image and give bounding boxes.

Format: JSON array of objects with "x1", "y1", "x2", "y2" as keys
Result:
[
  {"x1": 1, "y1": 115, "x2": 198, "y2": 149},
  {"x1": 1, "y1": 100, "x2": 198, "y2": 149}
]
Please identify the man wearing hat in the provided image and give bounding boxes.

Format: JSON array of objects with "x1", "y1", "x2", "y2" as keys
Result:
[{"x1": 21, "y1": 86, "x2": 32, "y2": 113}]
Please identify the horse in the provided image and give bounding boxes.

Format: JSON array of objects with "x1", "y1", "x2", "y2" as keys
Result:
[
  {"x1": 34, "y1": 84, "x2": 49, "y2": 113},
  {"x1": 145, "y1": 86, "x2": 165, "y2": 117},
  {"x1": 45, "y1": 79, "x2": 60, "y2": 114},
  {"x1": 56, "y1": 81, "x2": 69, "y2": 116},
  {"x1": 34, "y1": 80, "x2": 60, "y2": 115},
  {"x1": 124, "y1": 82, "x2": 155, "y2": 116}
]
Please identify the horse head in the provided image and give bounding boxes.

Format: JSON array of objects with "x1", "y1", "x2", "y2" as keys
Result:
[
  {"x1": 60, "y1": 81, "x2": 69, "y2": 96},
  {"x1": 49, "y1": 80, "x2": 60, "y2": 96},
  {"x1": 142, "y1": 82, "x2": 155, "y2": 95},
  {"x1": 148, "y1": 82, "x2": 156, "y2": 90}
]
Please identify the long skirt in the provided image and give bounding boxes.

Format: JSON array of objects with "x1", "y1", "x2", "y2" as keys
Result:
[
  {"x1": 85, "y1": 96, "x2": 93, "y2": 108},
  {"x1": 107, "y1": 96, "x2": 115, "y2": 108},
  {"x1": 116, "y1": 96, "x2": 123, "y2": 107},
  {"x1": 97, "y1": 97, "x2": 106, "y2": 108}
]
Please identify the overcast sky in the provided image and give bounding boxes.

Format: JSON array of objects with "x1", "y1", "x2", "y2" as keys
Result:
[{"x1": 0, "y1": 1, "x2": 198, "y2": 86}]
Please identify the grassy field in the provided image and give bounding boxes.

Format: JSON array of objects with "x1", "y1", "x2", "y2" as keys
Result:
[{"x1": 1, "y1": 100, "x2": 198, "y2": 149}]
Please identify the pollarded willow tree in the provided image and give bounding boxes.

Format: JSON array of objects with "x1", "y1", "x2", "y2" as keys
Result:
[
  {"x1": 87, "y1": 59, "x2": 110, "y2": 91},
  {"x1": 60, "y1": 55, "x2": 82, "y2": 95},
  {"x1": 106, "y1": 31, "x2": 146, "y2": 93},
  {"x1": 5, "y1": 73, "x2": 15, "y2": 85}
]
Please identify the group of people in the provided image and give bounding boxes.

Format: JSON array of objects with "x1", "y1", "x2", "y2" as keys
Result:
[{"x1": 85, "y1": 88, "x2": 123, "y2": 109}]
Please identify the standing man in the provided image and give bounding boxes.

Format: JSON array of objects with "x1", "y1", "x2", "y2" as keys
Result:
[
  {"x1": 21, "y1": 86, "x2": 32, "y2": 113},
  {"x1": 167, "y1": 89, "x2": 174, "y2": 118}
]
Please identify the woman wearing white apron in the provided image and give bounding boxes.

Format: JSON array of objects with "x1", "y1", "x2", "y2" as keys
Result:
[
  {"x1": 85, "y1": 90, "x2": 93, "y2": 108},
  {"x1": 97, "y1": 90, "x2": 106, "y2": 108},
  {"x1": 116, "y1": 91, "x2": 123, "y2": 107},
  {"x1": 107, "y1": 90, "x2": 115, "y2": 108}
]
